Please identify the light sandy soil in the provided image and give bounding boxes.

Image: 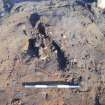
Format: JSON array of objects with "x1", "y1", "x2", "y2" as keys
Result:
[{"x1": 0, "y1": 0, "x2": 105, "y2": 105}]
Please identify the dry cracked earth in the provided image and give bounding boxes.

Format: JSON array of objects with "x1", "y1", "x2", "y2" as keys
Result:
[{"x1": 0, "y1": 0, "x2": 105, "y2": 105}]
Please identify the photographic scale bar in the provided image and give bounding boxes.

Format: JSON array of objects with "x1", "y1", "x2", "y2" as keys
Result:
[{"x1": 22, "y1": 82, "x2": 80, "y2": 89}]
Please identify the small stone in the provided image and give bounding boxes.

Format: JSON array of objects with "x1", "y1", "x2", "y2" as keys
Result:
[{"x1": 97, "y1": 0, "x2": 105, "y2": 9}]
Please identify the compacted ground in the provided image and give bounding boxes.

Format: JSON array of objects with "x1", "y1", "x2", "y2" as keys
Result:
[{"x1": 0, "y1": 0, "x2": 105, "y2": 105}]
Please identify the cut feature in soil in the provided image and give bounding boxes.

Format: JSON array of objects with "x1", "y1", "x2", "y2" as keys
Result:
[
  {"x1": 95, "y1": 95, "x2": 101, "y2": 105},
  {"x1": 11, "y1": 98, "x2": 21, "y2": 104},
  {"x1": 27, "y1": 38, "x2": 39, "y2": 57},
  {"x1": 37, "y1": 23, "x2": 47, "y2": 37},
  {"x1": 29, "y1": 13, "x2": 40, "y2": 27},
  {"x1": 52, "y1": 40, "x2": 68, "y2": 71}
]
